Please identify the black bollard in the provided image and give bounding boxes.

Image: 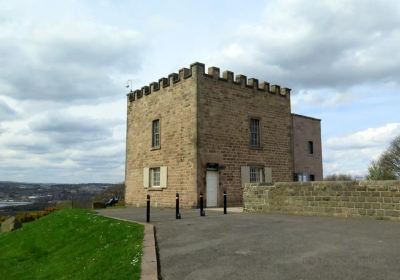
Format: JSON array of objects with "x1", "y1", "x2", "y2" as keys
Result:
[
  {"x1": 146, "y1": 194, "x2": 150, "y2": 223},
  {"x1": 176, "y1": 193, "x2": 181, "y2": 219},
  {"x1": 223, "y1": 190, "x2": 227, "y2": 214},
  {"x1": 200, "y1": 192, "x2": 205, "y2": 216}
]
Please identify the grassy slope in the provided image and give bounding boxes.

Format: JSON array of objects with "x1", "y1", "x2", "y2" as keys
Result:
[{"x1": 0, "y1": 209, "x2": 144, "y2": 280}]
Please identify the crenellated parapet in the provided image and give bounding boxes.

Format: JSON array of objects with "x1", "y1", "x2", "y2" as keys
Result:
[
  {"x1": 127, "y1": 62, "x2": 291, "y2": 102},
  {"x1": 127, "y1": 65, "x2": 194, "y2": 102}
]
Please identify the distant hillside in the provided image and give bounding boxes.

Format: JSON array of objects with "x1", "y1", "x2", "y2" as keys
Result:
[
  {"x1": 0, "y1": 181, "x2": 121, "y2": 216},
  {"x1": 93, "y1": 183, "x2": 125, "y2": 203}
]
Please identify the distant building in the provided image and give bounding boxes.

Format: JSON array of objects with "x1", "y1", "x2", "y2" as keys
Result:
[
  {"x1": 292, "y1": 114, "x2": 323, "y2": 182},
  {"x1": 125, "y1": 62, "x2": 322, "y2": 208}
]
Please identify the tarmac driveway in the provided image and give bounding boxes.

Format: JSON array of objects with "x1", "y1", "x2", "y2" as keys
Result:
[{"x1": 98, "y1": 207, "x2": 400, "y2": 280}]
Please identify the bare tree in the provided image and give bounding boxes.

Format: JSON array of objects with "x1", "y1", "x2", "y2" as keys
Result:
[{"x1": 367, "y1": 135, "x2": 400, "y2": 180}]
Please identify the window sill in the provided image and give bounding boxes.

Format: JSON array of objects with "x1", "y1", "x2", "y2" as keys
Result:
[
  {"x1": 147, "y1": 187, "x2": 166, "y2": 191},
  {"x1": 150, "y1": 146, "x2": 161, "y2": 151},
  {"x1": 249, "y1": 146, "x2": 263, "y2": 150}
]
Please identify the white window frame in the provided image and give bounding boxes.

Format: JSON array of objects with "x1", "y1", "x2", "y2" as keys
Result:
[
  {"x1": 150, "y1": 167, "x2": 161, "y2": 187},
  {"x1": 144, "y1": 166, "x2": 168, "y2": 189}
]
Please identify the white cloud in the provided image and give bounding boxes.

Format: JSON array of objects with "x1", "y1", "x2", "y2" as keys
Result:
[
  {"x1": 0, "y1": 108, "x2": 126, "y2": 182},
  {"x1": 0, "y1": 2, "x2": 143, "y2": 182},
  {"x1": 0, "y1": 15, "x2": 144, "y2": 102},
  {"x1": 292, "y1": 89, "x2": 360, "y2": 109},
  {"x1": 327, "y1": 123, "x2": 400, "y2": 150},
  {"x1": 324, "y1": 123, "x2": 400, "y2": 176},
  {"x1": 215, "y1": 0, "x2": 400, "y2": 89},
  {"x1": 222, "y1": 44, "x2": 246, "y2": 59},
  {"x1": 0, "y1": 99, "x2": 17, "y2": 120},
  {"x1": 0, "y1": 93, "x2": 127, "y2": 182}
]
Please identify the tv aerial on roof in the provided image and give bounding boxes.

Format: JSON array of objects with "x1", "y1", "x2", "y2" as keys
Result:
[{"x1": 126, "y1": 80, "x2": 133, "y2": 92}]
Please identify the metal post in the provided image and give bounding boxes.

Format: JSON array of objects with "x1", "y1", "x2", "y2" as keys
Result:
[
  {"x1": 223, "y1": 190, "x2": 227, "y2": 214},
  {"x1": 146, "y1": 195, "x2": 150, "y2": 223},
  {"x1": 200, "y1": 192, "x2": 205, "y2": 216},
  {"x1": 176, "y1": 193, "x2": 181, "y2": 219}
]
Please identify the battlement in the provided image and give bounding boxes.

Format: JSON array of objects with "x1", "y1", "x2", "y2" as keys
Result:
[{"x1": 127, "y1": 62, "x2": 291, "y2": 102}]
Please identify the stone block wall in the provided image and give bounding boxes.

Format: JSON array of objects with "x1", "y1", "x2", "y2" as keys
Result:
[
  {"x1": 125, "y1": 66, "x2": 198, "y2": 208},
  {"x1": 125, "y1": 62, "x2": 294, "y2": 208},
  {"x1": 243, "y1": 181, "x2": 400, "y2": 220},
  {"x1": 197, "y1": 65, "x2": 293, "y2": 206}
]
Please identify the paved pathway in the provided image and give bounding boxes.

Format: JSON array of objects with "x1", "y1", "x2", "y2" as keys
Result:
[{"x1": 98, "y1": 207, "x2": 400, "y2": 280}]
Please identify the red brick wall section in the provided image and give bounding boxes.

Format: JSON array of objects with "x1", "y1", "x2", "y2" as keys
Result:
[{"x1": 292, "y1": 114, "x2": 323, "y2": 180}]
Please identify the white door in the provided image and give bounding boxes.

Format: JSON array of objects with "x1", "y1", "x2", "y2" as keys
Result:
[{"x1": 206, "y1": 171, "x2": 218, "y2": 207}]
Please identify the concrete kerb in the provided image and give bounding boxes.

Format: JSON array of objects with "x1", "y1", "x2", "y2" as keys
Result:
[{"x1": 97, "y1": 214, "x2": 158, "y2": 280}]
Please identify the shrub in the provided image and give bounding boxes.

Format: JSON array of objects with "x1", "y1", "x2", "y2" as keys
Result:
[
  {"x1": 324, "y1": 174, "x2": 354, "y2": 181},
  {"x1": 115, "y1": 200, "x2": 125, "y2": 207},
  {"x1": 15, "y1": 207, "x2": 56, "y2": 224},
  {"x1": 0, "y1": 215, "x2": 8, "y2": 224},
  {"x1": 92, "y1": 202, "x2": 106, "y2": 209}
]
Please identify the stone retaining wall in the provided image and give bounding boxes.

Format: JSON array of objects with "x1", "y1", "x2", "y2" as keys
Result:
[{"x1": 243, "y1": 181, "x2": 400, "y2": 220}]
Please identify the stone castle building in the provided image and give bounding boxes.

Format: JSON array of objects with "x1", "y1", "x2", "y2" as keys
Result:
[{"x1": 125, "y1": 62, "x2": 322, "y2": 208}]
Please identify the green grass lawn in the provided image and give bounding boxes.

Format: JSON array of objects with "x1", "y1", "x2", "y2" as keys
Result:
[{"x1": 0, "y1": 209, "x2": 144, "y2": 280}]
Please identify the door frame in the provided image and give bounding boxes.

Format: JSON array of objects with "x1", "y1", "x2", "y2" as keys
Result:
[{"x1": 206, "y1": 170, "x2": 219, "y2": 207}]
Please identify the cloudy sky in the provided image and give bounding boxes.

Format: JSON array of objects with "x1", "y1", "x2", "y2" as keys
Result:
[{"x1": 0, "y1": 0, "x2": 399, "y2": 183}]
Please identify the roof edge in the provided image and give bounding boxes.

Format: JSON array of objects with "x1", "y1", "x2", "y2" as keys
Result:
[{"x1": 291, "y1": 113, "x2": 321, "y2": 121}]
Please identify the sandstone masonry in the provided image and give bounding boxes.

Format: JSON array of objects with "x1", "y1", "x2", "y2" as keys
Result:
[
  {"x1": 125, "y1": 62, "x2": 322, "y2": 208},
  {"x1": 243, "y1": 181, "x2": 400, "y2": 220}
]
